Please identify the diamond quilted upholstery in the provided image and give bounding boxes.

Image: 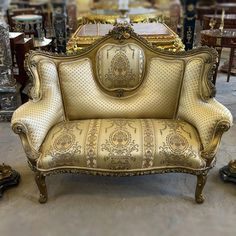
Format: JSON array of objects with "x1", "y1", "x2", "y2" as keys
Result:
[
  {"x1": 11, "y1": 60, "x2": 64, "y2": 151},
  {"x1": 178, "y1": 59, "x2": 233, "y2": 150},
  {"x1": 59, "y1": 57, "x2": 184, "y2": 120}
]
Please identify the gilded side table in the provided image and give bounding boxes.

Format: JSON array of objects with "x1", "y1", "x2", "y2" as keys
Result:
[
  {"x1": 67, "y1": 22, "x2": 184, "y2": 53},
  {"x1": 81, "y1": 7, "x2": 161, "y2": 25}
]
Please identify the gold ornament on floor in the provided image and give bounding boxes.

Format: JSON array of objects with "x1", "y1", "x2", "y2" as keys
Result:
[
  {"x1": 229, "y1": 160, "x2": 236, "y2": 174},
  {"x1": 0, "y1": 164, "x2": 12, "y2": 180},
  {"x1": 220, "y1": 160, "x2": 236, "y2": 183},
  {"x1": 0, "y1": 164, "x2": 20, "y2": 197}
]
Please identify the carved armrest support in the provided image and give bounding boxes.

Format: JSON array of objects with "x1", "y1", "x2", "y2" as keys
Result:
[
  {"x1": 12, "y1": 123, "x2": 40, "y2": 167},
  {"x1": 201, "y1": 120, "x2": 231, "y2": 166}
]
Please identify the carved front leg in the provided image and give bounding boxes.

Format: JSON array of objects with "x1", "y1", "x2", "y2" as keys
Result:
[
  {"x1": 195, "y1": 173, "x2": 207, "y2": 204},
  {"x1": 35, "y1": 172, "x2": 48, "y2": 203}
]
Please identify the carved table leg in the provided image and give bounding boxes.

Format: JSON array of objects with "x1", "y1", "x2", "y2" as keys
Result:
[
  {"x1": 213, "y1": 47, "x2": 222, "y2": 85},
  {"x1": 227, "y1": 48, "x2": 235, "y2": 82},
  {"x1": 35, "y1": 172, "x2": 48, "y2": 204},
  {"x1": 195, "y1": 173, "x2": 207, "y2": 204},
  {"x1": 220, "y1": 51, "x2": 236, "y2": 79}
]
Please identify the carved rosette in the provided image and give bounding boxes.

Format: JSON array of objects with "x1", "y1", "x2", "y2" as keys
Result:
[{"x1": 108, "y1": 23, "x2": 134, "y2": 41}]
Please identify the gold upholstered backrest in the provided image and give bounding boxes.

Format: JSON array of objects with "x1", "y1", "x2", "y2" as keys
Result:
[
  {"x1": 58, "y1": 47, "x2": 184, "y2": 120},
  {"x1": 25, "y1": 24, "x2": 217, "y2": 121}
]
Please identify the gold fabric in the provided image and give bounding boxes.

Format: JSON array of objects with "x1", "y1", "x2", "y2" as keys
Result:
[
  {"x1": 96, "y1": 43, "x2": 145, "y2": 94},
  {"x1": 178, "y1": 59, "x2": 233, "y2": 150},
  {"x1": 37, "y1": 119, "x2": 205, "y2": 171},
  {"x1": 11, "y1": 60, "x2": 64, "y2": 151},
  {"x1": 59, "y1": 56, "x2": 184, "y2": 120}
]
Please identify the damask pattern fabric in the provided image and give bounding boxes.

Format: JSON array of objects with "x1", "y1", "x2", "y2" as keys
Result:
[
  {"x1": 178, "y1": 59, "x2": 233, "y2": 150},
  {"x1": 96, "y1": 43, "x2": 145, "y2": 91},
  {"x1": 37, "y1": 119, "x2": 205, "y2": 171},
  {"x1": 58, "y1": 56, "x2": 184, "y2": 120},
  {"x1": 11, "y1": 61, "x2": 64, "y2": 151}
]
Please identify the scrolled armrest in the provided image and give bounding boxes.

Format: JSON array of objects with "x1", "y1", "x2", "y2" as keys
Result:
[
  {"x1": 12, "y1": 98, "x2": 64, "y2": 154},
  {"x1": 178, "y1": 98, "x2": 233, "y2": 161},
  {"x1": 12, "y1": 53, "x2": 64, "y2": 157}
]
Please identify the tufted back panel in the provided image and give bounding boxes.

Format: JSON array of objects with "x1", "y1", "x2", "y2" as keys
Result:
[{"x1": 58, "y1": 43, "x2": 185, "y2": 120}]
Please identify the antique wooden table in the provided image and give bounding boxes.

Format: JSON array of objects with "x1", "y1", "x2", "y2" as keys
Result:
[
  {"x1": 196, "y1": 5, "x2": 216, "y2": 24},
  {"x1": 67, "y1": 22, "x2": 184, "y2": 53},
  {"x1": 216, "y1": 3, "x2": 236, "y2": 14},
  {"x1": 197, "y1": 2, "x2": 236, "y2": 24},
  {"x1": 201, "y1": 29, "x2": 236, "y2": 84},
  {"x1": 202, "y1": 14, "x2": 236, "y2": 76},
  {"x1": 203, "y1": 14, "x2": 236, "y2": 30}
]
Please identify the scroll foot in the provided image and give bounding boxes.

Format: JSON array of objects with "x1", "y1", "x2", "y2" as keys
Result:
[
  {"x1": 195, "y1": 174, "x2": 207, "y2": 204},
  {"x1": 35, "y1": 172, "x2": 48, "y2": 204}
]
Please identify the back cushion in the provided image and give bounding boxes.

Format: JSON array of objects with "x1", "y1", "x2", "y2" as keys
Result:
[
  {"x1": 96, "y1": 43, "x2": 145, "y2": 92},
  {"x1": 58, "y1": 43, "x2": 184, "y2": 120}
]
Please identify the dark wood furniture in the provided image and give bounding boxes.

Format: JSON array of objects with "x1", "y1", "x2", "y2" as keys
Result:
[
  {"x1": 201, "y1": 29, "x2": 236, "y2": 84},
  {"x1": 197, "y1": 2, "x2": 236, "y2": 24},
  {"x1": 9, "y1": 32, "x2": 34, "y2": 87},
  {"x1": 216, "y1": 3, "x2": 236, "y2": 14},
  {"x1": 203, "y1": 14, "x2": 236, "y2": 76},
  {"x1": 203, "y1": 14, "x2": 236, "y2": 30}
]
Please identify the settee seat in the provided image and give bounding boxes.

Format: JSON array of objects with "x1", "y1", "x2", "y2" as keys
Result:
[{"x1": 37, "y1": 119, "x2": 206, "y2": 171}]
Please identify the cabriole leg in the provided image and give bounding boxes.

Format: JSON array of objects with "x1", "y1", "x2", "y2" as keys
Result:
[
  {"x1": 195, "y1": 173, "x2": 207, "y2": 204},
  {"x1": 35, "y1": 172, "x2": 48, "y2": 204}
]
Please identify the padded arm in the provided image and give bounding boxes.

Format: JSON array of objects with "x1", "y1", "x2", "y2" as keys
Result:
[
  {"x1": 12, "y1": 58, "x2": 64, "y2": 153},
  {"x1": 178, "y1": 98, "x2": 232, "y2": 153},
  {"x1": 12, "y1": 97, "x2": 64, "y2": 153},
  {"x1": 178, "y1": 59, "x2": 233, "y2": 161}
]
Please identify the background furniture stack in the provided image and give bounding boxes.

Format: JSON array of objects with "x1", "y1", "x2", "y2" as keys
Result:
[
  {"x1": 0, "y1": 10, "x2": 21, "y2": 122},
  {"x1": 198, "y1": 1, "x2": 236, "y2": 80},
  {"x1": 51, "y1": 0, "x2": 68, "y2": 53},
  {"x1": 9, "y1": 32, "x2": 34, "y2": 93}
]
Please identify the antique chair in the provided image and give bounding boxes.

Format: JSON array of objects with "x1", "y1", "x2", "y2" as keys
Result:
[{"x1": 11, "y1": 24, "x2": 233, "y2": 203}]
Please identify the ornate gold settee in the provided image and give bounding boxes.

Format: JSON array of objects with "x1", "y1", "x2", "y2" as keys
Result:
[{"x1": 11, "y1": 24, "x2": 233, "y2": 204}]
